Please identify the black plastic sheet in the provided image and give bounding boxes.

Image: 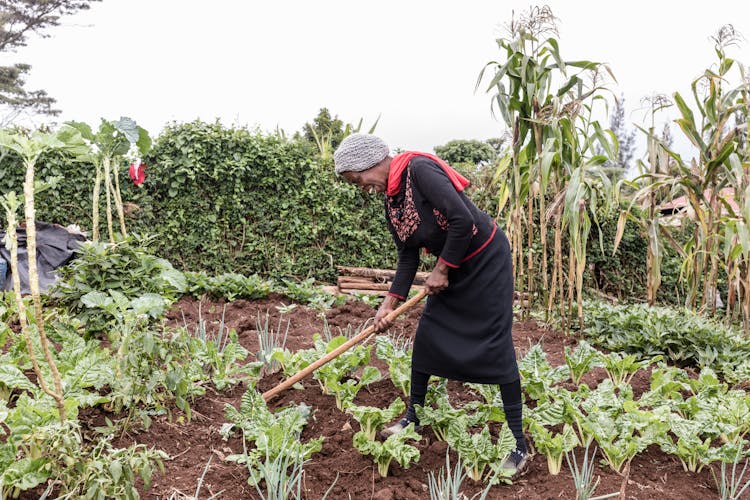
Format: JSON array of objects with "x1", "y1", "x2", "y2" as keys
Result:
[{"x1": 0, "y1": 221, "x2": 86, "y2": 294}]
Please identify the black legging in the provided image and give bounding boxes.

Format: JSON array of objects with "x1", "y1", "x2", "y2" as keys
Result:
[{"x1": 405, "y1": 368, "x2": 526, "y2": 453}]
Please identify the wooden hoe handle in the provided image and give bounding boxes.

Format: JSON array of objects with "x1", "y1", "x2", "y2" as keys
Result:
[{"x1": 262, "y1": 289, "x2": 427, "y2": 402}]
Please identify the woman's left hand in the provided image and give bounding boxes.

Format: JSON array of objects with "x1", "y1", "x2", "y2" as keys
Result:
[{"x1": 424, "y1": 261, "x2": 450, "y2": 295}]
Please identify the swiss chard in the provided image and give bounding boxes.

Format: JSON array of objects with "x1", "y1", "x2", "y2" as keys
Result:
[
  {"x1": 375, "y1": 335, "x2": 412, "y2": 397},
  {"x1": 528, "y1": 421, "x2": 578, "y2": 475},
  {"x1": 445, "y1": 417, "x2": 516, "y2": 483},
  {"x1": 347, "y1": 398, "x2": 406, "y2": 441},
  {"x1": 564, "y1": 341, "x2": 601, "y2": 385},
  {"x1": 353, "y1": 424, "x2": 421, "y2": 477}
]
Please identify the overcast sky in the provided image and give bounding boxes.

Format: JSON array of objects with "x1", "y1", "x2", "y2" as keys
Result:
[{"x1": 5, "y1": 0, "x2": 750, "y2": 159}]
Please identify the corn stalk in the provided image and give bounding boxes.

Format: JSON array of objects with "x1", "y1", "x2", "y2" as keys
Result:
[
  {"x1": 616, "y1": 26, "x2": 749, "y2": 328},
  {"x1": 477, "y1": 6, "x2": 616, "y2": 326}
]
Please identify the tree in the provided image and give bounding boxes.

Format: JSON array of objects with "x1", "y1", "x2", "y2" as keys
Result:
[
  {"x1": 0, "y1": 0, "x2": 101, "y2": 118},
  {"x1": 608, "y1": 94, "x2": 637, "y2": 170},
  {"x1": 433, "y1": 139, "x2": 498, "y2": 166},
  {"x1": 296, "y1": 107, "x2": 380, "y2": 163},
  {"x1": 301, "y1": 108, "x2": 346, "y2": 150}
]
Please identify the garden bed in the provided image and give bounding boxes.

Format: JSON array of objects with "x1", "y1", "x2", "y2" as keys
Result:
[{"x1": 73, "y1": 295, "x2": 716, "y2": 499}]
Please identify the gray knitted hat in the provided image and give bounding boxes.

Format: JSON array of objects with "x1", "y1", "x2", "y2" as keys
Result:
[{"x1": 333, "y1": 134, "x2": 390, "y2": 175}]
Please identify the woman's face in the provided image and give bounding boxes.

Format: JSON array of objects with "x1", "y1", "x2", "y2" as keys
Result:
[{"x1": 341, "y1": 160, "x2": 388, "y2": 194}]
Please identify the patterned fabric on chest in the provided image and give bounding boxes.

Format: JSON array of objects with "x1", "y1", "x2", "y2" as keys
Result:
[
  {"x1": 386, "y1": 171, "x2": 421, "y2": 242},
  {"x1": 433, "y1": 208, "x2": 479, "y2": 236}
]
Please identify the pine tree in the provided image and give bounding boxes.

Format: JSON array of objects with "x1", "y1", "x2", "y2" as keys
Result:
[
  {"x1": 608, "y1": 94, "x2": 637, "y2": 170},
  {"x1": 0, "y1": 0, "x2": 100, "y2": 118}
]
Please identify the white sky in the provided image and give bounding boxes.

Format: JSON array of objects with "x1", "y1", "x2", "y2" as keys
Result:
[{"x1": 5, "y1": 0, "x2": 750, "y2": 160}]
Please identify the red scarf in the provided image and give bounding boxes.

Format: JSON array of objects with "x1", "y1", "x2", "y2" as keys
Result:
[{"x1": 386, "y1": 152, "x2": 469, "y2": 196}]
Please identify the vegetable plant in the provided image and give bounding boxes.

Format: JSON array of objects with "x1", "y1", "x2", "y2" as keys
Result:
[
  {"x1": 352, "y1": 423, "x2": 421, "y2": 477},
  {"x1": 565, "y1": 443, "x2": 619, "y2": 500},
  {"x1": 598, "y1": 351, "x2": 661, "y2": 386},
  {"x1": 67, "y1": 117, "x2": 151, "y2": 243},
  {"x1": 518, "y1": 344, "x2": 568, "y2": 401},
  {"x1": 347, "y1": 398, "x2": 406, "y2": 441},
  {"x1": 256, "y1": 309, "x2": 290, "y2": 376},
  {"x1": 224, "y1": 387, "x2": 323, "y2": 485},
  {"x1": 427, "y1": 449, "x2": 492, "y2": 500},
  {"x1": 324, "y1": 365, "x2": 381, "y2": 410},
  {"x1": 375, "y1": 335, "x2": 412, "y2": 397},
  {"x1": 528, "y1": 421, "x2": 579, "y2": 475},
  {"x1": 711, "y1": 446, "x2": 750, "y2": 500},
  {"x1": 185, "y1": 304, "x2": 252, "y2": 391},
  {"x1": 445, "y1": 417, "x2": 516, "y2": 482},
  {"x1": 565, "y1": 341, "x2": 601, "y2": 385}
]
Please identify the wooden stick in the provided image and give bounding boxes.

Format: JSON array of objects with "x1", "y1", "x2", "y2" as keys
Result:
[
  {"x1": 339, "y1": 282, "x2": 392, "y2": 291},
  {"x1": 337, "y1": 266, "x2": 430, "y2": 282},
  {"x1": 337, "y1": 276, "x2": 379, "y2": 287},
  {"x1": 262, "y1": 290, "x2": 427, "y2": 402},
  {"x1": 340, "y1": 289, "x2": 387, "y2": 296}
]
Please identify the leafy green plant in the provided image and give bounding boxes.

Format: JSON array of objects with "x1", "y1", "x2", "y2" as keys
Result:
[
  {"x1": 658, "y1": 416, "x2": 713, "y2": 473},
  {"x1": 185, "y1": 304, "x2": 251, "y2": 391},
  {"x1": 445, "y1": 418, "x2": 516, "y2": 483},
  {"x1": 518, "y1": 344, "x2": 568, "y2": 401},
  {"x1": 598, "y1": 351, "x2": 660, "y2": 386},
  {"x1": 417, "y1": 391, "x2": 474, "y2": 442},
  {"x1": 78, "y1": 289, "x2": 203, "y2": 427},
  {"x1": 67, "y1": 117, "x2": 151, "y2": 243},
  {"x1": 312, "y1": 335, "x2": 377, "y2": 408},
  {"x1": 353, "y1": 423, "x2": 421, "y2": 477},
  {"x1": 54, "y1": 236, "x2": 186, "y2": 336},
  {"x1": 250, "y1": 440, "x2": 306, "y2": 500},
  {"x1": 324, "y1": 365, "x2": 381, "y2": 411},
  {"x1": 528, "y1": 421, "x2": 579, "y2": 475},
  {"x1": 565, "y1": 341, "x2": 601, "y2": 385},
  {"x1": 224, "y1": 387, "x2": 323, "y2": 485},
  {"x1": 53, "y1": 439, "x2": 166, "y2": 500},
  {"x1": 347, "y1": 398, "x2": 406, "y2": 441},
  {"x1": 0, "y1": 355, "x2": 35, "y2": 401},
  {"x1": 184, "y1": 271, "x2": 273, "y2": 301},
  {"x1": 584, "y1": 300, "x2": 750, "y2": 383},
  {"x1": 278, "y1": 277, "x2": 342, "y2": 310},
  {"x1": 375, "y1": 335, "x2": 412, "y2": 397}
]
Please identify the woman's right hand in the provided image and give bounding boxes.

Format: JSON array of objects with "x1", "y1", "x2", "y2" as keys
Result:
[{"x1": 374, "y1": 295, "x2": 399, "y2": 332}]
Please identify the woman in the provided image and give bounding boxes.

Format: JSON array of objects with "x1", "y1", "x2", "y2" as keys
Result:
[{"x1": 333, "y1": 133, "x2": 528, "y2": 475}]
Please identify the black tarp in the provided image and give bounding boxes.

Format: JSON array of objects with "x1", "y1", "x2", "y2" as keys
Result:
[{"x1": 0, "y1": 221, "x2": 86, "y2": 294}]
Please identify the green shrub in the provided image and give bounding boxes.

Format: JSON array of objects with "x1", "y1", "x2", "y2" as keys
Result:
[{"x1": 132, "y1": 120, "x2": 394, "y2": 281}]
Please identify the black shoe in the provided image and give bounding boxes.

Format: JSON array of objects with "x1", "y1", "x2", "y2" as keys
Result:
[
  {"x1": 500, "y1": 449, "x2": 528, "y2": 476},
  {"x1": 380, "y1": 418, "x2": 422, "y2": 438}
]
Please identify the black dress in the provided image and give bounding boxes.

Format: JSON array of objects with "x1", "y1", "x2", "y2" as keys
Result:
[{"x1": 385, "y1": 156, "x2": 518, "y2": 384}]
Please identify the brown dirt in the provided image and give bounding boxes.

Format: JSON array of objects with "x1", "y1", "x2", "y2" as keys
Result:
[{"x1": 84, "y1": 295, "x2": 718, "y2": 499}]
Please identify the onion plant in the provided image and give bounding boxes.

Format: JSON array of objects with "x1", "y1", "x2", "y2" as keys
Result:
[
  {"x1": 565, "y1": 443, "x2": 618, "y2": 500},
  {"x1": 427, "y1": 449, "x2": 492, "y2": 500},
  {"x1": 256, "y1": 309, "x2": 290, "y2": 376},
  {"x1": 712, "y1": 446, "x2": 750, "y2": 500}
]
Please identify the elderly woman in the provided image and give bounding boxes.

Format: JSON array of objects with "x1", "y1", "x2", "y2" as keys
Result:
[{"x1": 333, "y1": 133, "x2": 528, "y2": 475}]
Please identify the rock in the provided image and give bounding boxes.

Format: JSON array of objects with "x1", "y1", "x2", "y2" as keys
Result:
[
  {"x1": 341, "y1": 421, "x2": 352, "y2": 432},
  {"x1": 373, "y1": 488, "x2": 394, "y2": 500}
]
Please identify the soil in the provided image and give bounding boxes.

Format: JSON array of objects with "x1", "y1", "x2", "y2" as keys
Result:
[{"x1": 58, "y1": 294, "x2": 724, "y2": 499}]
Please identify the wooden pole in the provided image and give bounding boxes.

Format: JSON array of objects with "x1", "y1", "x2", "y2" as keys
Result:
[{"x1": 262, "y1": 290, "x2": 427, "y2": 402}]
